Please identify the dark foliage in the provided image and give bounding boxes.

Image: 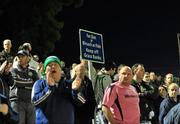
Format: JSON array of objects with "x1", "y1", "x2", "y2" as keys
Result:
[{"x1": 0, "y1": 0, "x2": 83, "y2": 59}]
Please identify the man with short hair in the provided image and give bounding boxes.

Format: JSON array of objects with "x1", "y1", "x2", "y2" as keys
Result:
[
  {"x1": 73, "y1": 63, "x2": 96, "y2": 124},
  {"x1": 102, "y1": 66, "x2": 140, "y2": 124},
  {"x1": 143, "y1": 72, "x2": 151, "y2": 84},
  {"x1": 0, "y1": 39, "x2": 14, "y2": 65},
  {"x1": 131, "y1": 64, "x2": 156, "y2": 123},
  {"x1": 164, "y1": 73, "x2": 174, "y2": 87},
  {"x1": 10, "y1": 50, "x2": 39, "y2": 124}
]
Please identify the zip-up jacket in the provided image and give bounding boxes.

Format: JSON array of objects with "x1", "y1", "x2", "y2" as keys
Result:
[{"x1": 31, "y1": 79, "x2": 80, "y2": 124}]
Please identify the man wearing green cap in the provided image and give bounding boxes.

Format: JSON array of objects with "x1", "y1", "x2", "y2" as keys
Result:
[{"x1": 31, "y1": 56, "x2": 84, "y2": 124}]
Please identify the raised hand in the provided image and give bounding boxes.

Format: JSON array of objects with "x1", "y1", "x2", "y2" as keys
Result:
[
  {"x1": 0, "y1": 103, "x2": 8, "y2": 115},
  {"x1": 46, "y1": 66, "x2": 55, "y2": 86},
  {"x1": 0, "y1": 60, "x2": 8, "y2": 74},
  {"x1": 72, "y1": 77, "x2": 82, "y2": 90}
]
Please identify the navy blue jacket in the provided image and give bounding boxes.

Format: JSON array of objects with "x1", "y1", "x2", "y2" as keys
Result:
[
  {"x1": 0, "y1": 93, "x2": 18, "y2": 124},
  {"x1": 32, "y1": 79, "x2": 78, "y2": 124}
]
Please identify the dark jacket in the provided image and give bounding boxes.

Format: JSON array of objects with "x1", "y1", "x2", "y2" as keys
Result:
[
  {"x1": 0, "y1": 80, "x2": 18, "y2": 124},
  {"x1": 0, "y1": 50, "x2": 14, "y2": 65},
  {"x1": 32, "y1": 79, "x2": 78, "y2": 124},
  {"x1": 132, "y1": 80, "x2": 155, "y2": 121},
  {"x1": 73, "y1": 76, "x2": 97, "y2": 124},
  {"x1": 0, "y1": 68, "x2": 15, "y2": 123},
  {"x1": 0, "y1": 73, "x2": 14, "y2": 98}
]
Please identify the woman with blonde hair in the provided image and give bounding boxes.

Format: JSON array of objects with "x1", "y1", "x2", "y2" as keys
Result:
[{"x1": 159, "y1": 83, "x2": 179, "y2": 124}]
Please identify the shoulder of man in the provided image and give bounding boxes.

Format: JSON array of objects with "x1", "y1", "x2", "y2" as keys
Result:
[
  {"x1": 33, "y1": 79, "x2": 47, "y2": 88},
  {"x1": 105, "y1": 82, "x2": 117, "y2": 91},
  {"x1": 95, "y1": 74, "x2": 107, "y2": 86},
  {"x1": 28, "y1": 67, "x2": 38, "y2": 75},
  {"x1": 96, "y1": 74, "x2": 109, "y2": 81}
]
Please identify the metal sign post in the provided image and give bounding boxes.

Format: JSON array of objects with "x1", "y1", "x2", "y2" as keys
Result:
[
  {"x1": 79, "y1": 29, "x2": 105, "y2": 81},
  {"x1": 176, "y1": 33, "x2": 180, "y2": 77},
  {"x1": 177, "y1": 33, "x2": 180, "y2": 65}
]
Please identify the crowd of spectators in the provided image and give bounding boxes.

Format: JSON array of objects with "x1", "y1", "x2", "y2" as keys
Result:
[{"x1": 0, "y1": 39, "x2": 180, "y2": 124}]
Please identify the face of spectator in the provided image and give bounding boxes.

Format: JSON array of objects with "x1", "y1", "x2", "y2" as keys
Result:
[
  {"x1": 168, "y1": 84, "x2": 179, "y2": 98},
  {"x1": 24, "y1": 43, "x2": 32, "y2": 51},
  {"x1": 157, "y1": 75, "x2": 162, "y2": 81},
  {"x1": 118, "y1": 66, "x2": 133, "y2": 86},
  {"x1": 110, "y1": 68, "x2": 116, "y2": 76},
  {"x1": 18, "y1": 55, "x2": 29, "y2": 66},
  {"x1": 150, "y1": 72, "x2": 156, "y2": 81},
  {"x1": 143, "y1": 73, "x2": 150, "y2": 83},
  {"x1": 159, "y1": 86, "x2": 167, "y2": 98},
  {"x1": 60, "y1": 61, "x2": 65, "y2": 69},
  {"x1": 135, "y1": 65, "x2": 145, "y2": 80},
  {"x1": 74, "y1": 64, "x2": 86, "y2": 78},
  {"x1": 33, "y1": 55, "x2": 39, "y2": 62},
  {"x1": 165, "y1": 74, "x2": 173, "y2": 85},
  {"x1": 3, "y1": 40, "x2": 12, "y2": 52},
  {"x1": 45, "y1": 62, "x2": 61, "y2": 83}
]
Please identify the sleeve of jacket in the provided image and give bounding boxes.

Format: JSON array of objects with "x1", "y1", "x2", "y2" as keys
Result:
[
  {"x1": 86, "y1": 79, "x2": 97, "y2": 118},
  {"x1": 1, "y1": 73, "x2": 14, "y2": 87},
  {"x1": 159, "y1": 99, "x2": 169, "y2": 124},
  {"x1": 163, "y1": 103, "x2": 180, "y2": 124},
  {"x1": 67, "y1": 79, "x2": 86, "y2": 106},
  {"x1": 142, "y1": 84, "x2": 155, "y2": 99},
  {"x1": 31, "y1": 79, "x2": 54, "y2": 107}
]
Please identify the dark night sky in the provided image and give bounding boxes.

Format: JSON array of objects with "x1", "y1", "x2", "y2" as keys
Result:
[{"x1": 55, "y1": 1, "x2": 180, "y2": 76}]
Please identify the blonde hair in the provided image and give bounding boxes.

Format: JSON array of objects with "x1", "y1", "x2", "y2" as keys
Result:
[{"x1": 168, "y1": 83, "x2": 179, "y2": 91}]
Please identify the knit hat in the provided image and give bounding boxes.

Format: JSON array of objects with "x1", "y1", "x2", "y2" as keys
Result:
[{"x1": 44, "y1": 56, "x2": 61, "y2": 71}]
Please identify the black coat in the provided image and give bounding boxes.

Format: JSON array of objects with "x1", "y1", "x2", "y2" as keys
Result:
[{"x1": 73, "y1": 76, "x2": 97, "y2": 124}]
